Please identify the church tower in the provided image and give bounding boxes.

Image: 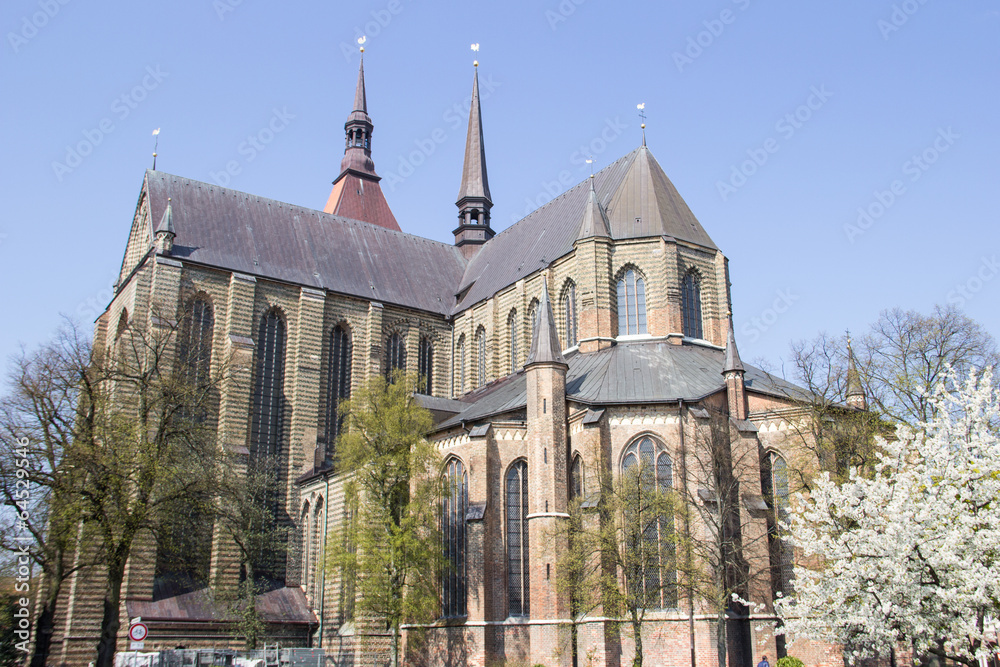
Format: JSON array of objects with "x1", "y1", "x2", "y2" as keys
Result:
[
  {"x1": 323, "y1": 51, "x2": 401, "y2": 231},
  {"x1": 454, "y1": 62, "x2": 494, "y2": 258},
  {"x1": 845, "y1": 336, "x2": 867, "y2": 410}
]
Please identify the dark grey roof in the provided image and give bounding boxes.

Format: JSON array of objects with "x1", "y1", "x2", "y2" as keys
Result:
[
  {"x1": 454, "y1": 146, "x2": 716, "y2": 313},
  {"x1": 525, "y1": 279, "x2": 567, "y2": 366},
  {"x1": 436, "y1": 339, "x2": 813, "y2": 430},
  {"x1": 143, "y1": 171, "x2": 467, "y2": 316}
]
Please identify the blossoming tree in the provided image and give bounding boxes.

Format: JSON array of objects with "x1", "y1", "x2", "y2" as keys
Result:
[{"x1": 776, "y1": 370, "x2": 1000, "y2": 666}]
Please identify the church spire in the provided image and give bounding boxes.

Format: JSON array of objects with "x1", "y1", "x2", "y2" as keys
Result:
[
  {"x1": 323, "y1": 48, "x2": 400, "y2": 231},
  {"x1": 453, "y1": 61, "x2": 494, "y2": 258},
  {"x1": 722, "y1": 313, "x2": 748, "y2": 420}
]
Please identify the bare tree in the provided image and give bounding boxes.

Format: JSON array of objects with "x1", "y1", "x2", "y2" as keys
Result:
[
  {"x1": 679, "y1": 410, "x2": 772, "y2": 667},
  {"x1": 0, "y1": 323, "x2": 93, "y2": 667},
  {"x1": 857, "y1": 305, "x2": 998, "y2": 425}
]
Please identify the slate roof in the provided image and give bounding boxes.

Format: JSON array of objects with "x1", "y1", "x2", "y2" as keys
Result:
[
  {"x1": 436, "y1": 339, "x2": 813, "y2": 430},
  {"x1": 126, "y1": 586, "x2": 317, "y2": 625},
  {"x1": 454, "y1": 146, "x2": 717, "y2": 313},
  {"x1": 143, "y1": 171, "x2": 466, "y2": 316}
]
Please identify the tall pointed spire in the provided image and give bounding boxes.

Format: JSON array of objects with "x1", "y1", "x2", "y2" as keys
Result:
[
  {"x1": 323, "y1": 48, "x2": 400, "y2": 231},
  {"x1": 352, "y1": 55, "x2": 368, "y2": 116},
  {"x1": 453, "y1": 61, "x2": 494, "y2": 258},
  {"x1": 845, "y1": 334, "x2": 867, "y2": 410},
  {"x1": 526, "y1": 278, "x2": 567, "y2": 367},
  {"x1": 577, "y1": 176, "x2": 611, "y2": 241}
]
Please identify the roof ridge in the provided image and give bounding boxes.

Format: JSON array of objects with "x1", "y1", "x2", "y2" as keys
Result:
[{"x1": 144, "y1": 169, "x2": 465, "y2": 256}]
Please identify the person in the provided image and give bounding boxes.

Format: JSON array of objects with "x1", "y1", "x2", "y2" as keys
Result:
[{"x1": 757, "y1": 656, "x2": 771, "y2": 667}]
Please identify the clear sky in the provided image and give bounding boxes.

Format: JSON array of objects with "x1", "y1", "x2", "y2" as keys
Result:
[{"x1": 1, "y1": 0, "x2": 998, "y2": 375}]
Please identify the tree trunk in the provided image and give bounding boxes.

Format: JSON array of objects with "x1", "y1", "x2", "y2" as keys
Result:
[
  {"x1": 631, "y1": 608, "x2": 643, "y2": 667},
  {"x1": 29, "y1": 588, "x2": 59, "y2": 667},
  {"x1": 391, "y1": 623, "x2": 400, "y2": 667},
  {"x1": 717, "y1": 608, "x2": 728, "y2": 667},
  {"x1": 95, "y1": 557, "x2": 127, "y2": 667}
]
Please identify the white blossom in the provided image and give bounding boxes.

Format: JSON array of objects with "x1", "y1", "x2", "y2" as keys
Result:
[{"x1": 776, "y1": 369, "x2": 1000, "y2": 666}]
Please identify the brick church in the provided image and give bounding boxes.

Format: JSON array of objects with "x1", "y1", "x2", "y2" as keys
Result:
[{"x1": 48, "y1": 54, "x2": 857, "y2": 667}]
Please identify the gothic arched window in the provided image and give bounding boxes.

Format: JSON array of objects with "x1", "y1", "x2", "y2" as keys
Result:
[
  {"x1": 442, "y1": 458, "x2": 468, "y2": 618},
  {"x1": 153, "y1": 297, "x2": 215, "y2": 596},
  {"x1": 418, "y1": 335, "x2": 434, "y2": 395},
  {"x1": 455, "y1": 335, "x2": 466, "y2": 396},
  {"x1": 621, "y1": 436, "x2": 677, "y2": 608},
  {"x1": 563, "y1": 282, "x2": 577, "y2": 348},
  {"x1": 764, "y1": 452, "x2": 794, "y2": 597},
  {"x1": 179, "y1": 297, "x2": 214, "y2": 389},
  {"x1": 250, "y1": 309, "x2": 287, "y2": 464},
  {"x1": 384, "y1": 331, "x2": 406, "y2": 381},
  {"x1": 506, "y1": 460, "x2": 529, "y2": 617},
  {"x1": 508, "y1": 310, "x2": 519, "y2": 373},
  {"x1": 570, "y1": 454, "x2": 584, "y2": 500},
  {"x1": 527, "y1": 298, "x2": 539, "y2": 343},
  {"x1": 682, "y1": 271, "x2": 703, "y2": 339},
  {"x1": 248, "y1": 308, "x2": 288, "y2": 586},
  {"x1": 476, "y1": 326, "x2": 487, "y2": 387},
  {"x1": 312, "y1": 498, "x2": 324, "y2": 602},
  {"x1": 617, "y1": 269, "x2": 648, "y2": 336},
  {"x1": 322, "y1": 325, "x2": 351, "y2": 463}
]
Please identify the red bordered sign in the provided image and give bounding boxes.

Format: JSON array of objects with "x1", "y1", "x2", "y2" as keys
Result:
[{"x1": 128, "y1": 622, "x2": 148, "y2": 642}]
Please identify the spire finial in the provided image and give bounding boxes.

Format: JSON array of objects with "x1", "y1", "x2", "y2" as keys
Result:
[
  {"x1": 471, "y1": 42, "x2": 479, "y2": 68},
  {"x1": 637, "y1": 103, "x2": 647, "y2": 147},
  {"x1": 151, "y1": 128, "x2": 160, "y2": 170}
]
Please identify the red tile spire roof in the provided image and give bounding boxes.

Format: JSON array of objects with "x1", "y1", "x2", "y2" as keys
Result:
[{"x1": 323, "y1": 54, "x2": 400, "y2": 231}]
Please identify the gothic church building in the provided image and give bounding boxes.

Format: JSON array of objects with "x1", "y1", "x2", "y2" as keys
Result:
[{"x1": 50, "y1": 57, "x2": 850, "y2": 667}]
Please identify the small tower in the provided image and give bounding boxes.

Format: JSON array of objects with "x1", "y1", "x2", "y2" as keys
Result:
[
  {"x1": 722, "y1": 313, "x2": 748, "y2": 420},
  {"x1": 323, "y1": 51, "x2": 401, "y2": 231},
  {"x1": 524, "y1": 277, "x2": 571, "y2": 664},
  {"x1": 154, "y1": 198, "x2": 175, "y2": 254},
  {"x1": 573, "y1": 175, "x2": 615, "y2": 353},
  {"x1": 845, "y1": 335, "x2": 867, "y2": 410},
  {"x1": 453, "y1": 61, "x2": 494, "y2": 258}
]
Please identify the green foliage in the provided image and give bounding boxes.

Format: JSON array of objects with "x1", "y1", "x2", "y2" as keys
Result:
[
  {"x1": 557, "y1": 447, "x2": 680, "y2": 667},
  {"x1": 776, "y1": 656, "x2": 804, "y2": 667},
  {"x1": 327, "y1": 371, "x2": 441, "y2": 667}
]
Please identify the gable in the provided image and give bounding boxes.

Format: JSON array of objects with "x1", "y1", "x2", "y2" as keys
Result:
[{"x1": 117, "y1": 178, "x2": 154, "y2": 287}]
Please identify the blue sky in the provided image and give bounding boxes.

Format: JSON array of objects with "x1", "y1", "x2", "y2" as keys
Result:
[{"x1": 1, "y1": 0, "x2": 998, "y2": 375}]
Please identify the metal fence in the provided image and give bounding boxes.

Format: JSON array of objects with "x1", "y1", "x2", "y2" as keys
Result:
[{"x1": 114, "y1": 647, "x2": 326, "y2": 667}]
